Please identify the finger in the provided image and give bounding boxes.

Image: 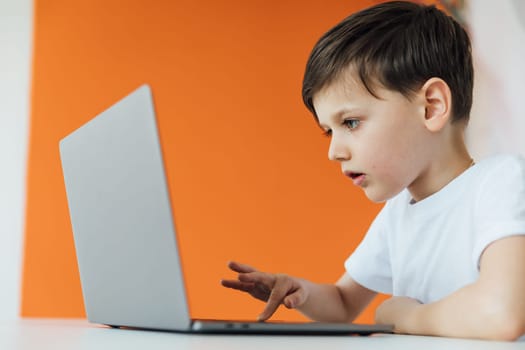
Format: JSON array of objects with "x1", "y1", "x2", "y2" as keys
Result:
[
  {"x1": 283, "y1": 289, "x2": 306, "y2": 309},
  {"x1": 221, "y1": 279, "x2": 255, "y2": 292},
  {"x1": 238, "y1": 271, "x2": 275, "y2": 287},
  {"x1": 257, "y1": 290, "x2": 285, "y2": 321},
  {"x1": 227, "y1": 261, "x2": 258, "y2": 274},
  {"x1": 257, "y1": 278, "x2": 290, "y2": 321}
]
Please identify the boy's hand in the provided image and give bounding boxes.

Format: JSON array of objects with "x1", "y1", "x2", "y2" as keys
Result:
[
  {"x1": 375, "y1": 296, "x2": 422, "y2": 333},
  {"x1": 221, "y1": 261, "x2": 308, "y2": 321}
]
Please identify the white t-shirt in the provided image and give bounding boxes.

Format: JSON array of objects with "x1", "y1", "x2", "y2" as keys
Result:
[{"x1": 345, "y1": 154, "x2": 525, "y2": 304}]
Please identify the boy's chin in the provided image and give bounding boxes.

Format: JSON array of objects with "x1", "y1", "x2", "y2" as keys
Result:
[{"x1": 363, "y1": 188, "x2": 398, "y2": 203}]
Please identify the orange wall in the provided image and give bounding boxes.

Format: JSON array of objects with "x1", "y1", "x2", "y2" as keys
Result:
[{"x1": 22, "y1": 0, "x2": 388, "y2": 323}]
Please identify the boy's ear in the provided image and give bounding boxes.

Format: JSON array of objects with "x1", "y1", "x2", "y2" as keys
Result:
[{"x1": 420, "y1": 77, "x2": 452, "y2": 132}]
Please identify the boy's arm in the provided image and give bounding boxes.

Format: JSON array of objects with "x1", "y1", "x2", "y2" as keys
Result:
[
  {"x1": 292, "y1": 273, "x2": 377, "y2": 323},
  {"x1": 221, "y1": 261, "x2": 376, "y2": 322},
  {"x1": 376, "y1": 235, "x2": 525, "y2": 341}
]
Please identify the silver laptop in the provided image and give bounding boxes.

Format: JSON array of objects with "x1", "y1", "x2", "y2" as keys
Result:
[{"x1": 59, "y1": 84, "x2": 393, "y2": 335}]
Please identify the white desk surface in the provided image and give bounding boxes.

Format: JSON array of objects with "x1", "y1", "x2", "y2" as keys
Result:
[{"x1": 1, "y1": 318, "x2": 523, "y2": 350}]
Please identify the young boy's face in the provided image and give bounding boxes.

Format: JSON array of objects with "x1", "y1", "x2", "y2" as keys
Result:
[{"x1": 313, "y1": 71, "x2": 434, "y2": 203}]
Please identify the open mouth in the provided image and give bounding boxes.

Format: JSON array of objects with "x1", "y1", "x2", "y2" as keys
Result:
[
  {"x1": 344, "y1": 171, "x2": 366, "y2": 186},
  {"x1": 345, "y1": 171, "x2": 364, "y2": 179}
]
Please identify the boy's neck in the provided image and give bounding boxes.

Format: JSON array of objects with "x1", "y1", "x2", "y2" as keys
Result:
[{"x1": 408, "y1": 127, "x2": 472, "y2": 203}]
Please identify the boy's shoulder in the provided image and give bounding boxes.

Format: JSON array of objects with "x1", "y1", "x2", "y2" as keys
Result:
[
  {"x1": 476, "y1": 153, "x2": 525, "y2": 168},
  {"x1": 474, "y1": 153, "x2": 525, "y2": 180},
  {"x1": 384, "y1": 153, "x2": 525, "y2": 211},
  {"x1": 465, "y1": 153, "x2": 525, "y2": 206}
]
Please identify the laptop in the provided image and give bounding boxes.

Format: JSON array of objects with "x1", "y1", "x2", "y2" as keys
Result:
[{"x1": 59, "y1": 84, "x2": 393, "y2": 335}]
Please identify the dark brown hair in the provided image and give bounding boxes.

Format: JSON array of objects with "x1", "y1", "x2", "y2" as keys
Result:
[{"x1": 302, "y1": 1, "x2": 473, "y2": 123}]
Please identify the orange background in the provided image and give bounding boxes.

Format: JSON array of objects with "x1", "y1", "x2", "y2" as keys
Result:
[{"x1": 21, "y1": 0, "x2": 391, "y2": 323}]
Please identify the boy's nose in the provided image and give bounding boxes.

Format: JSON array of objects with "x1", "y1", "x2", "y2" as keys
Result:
[{"x1": 328, "y1": 136, "x2": 351, "y2": 162}]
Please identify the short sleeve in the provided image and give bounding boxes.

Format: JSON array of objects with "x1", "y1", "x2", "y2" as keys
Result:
[
  {"x1": 473, "y1": 155, "x2": 525, "y2": 268},
  {"x1": 344, "y1": 204, "x2": 393, "y2": 294}
]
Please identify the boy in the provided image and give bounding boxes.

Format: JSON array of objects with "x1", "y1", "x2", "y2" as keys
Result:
[{"x1": 221, "y1": 1, "x2": 525, "y2": 341}]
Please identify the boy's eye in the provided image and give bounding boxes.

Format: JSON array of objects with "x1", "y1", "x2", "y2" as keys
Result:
[
  {"x1": 343, "y1": 119, "x2": 360, "y2": 130},
  {"x1": 321, "y1": 119, "x2": 359, "y2": 137}
]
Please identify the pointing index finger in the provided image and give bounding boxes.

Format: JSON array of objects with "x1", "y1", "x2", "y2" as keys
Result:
[{"x1": 257, "y1": 288, "x2": 285, "y2": 321}]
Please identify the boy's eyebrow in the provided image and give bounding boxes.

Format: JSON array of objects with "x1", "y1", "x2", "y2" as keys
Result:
[{"x1": 338, "y1": 106, "x2": 362, "y2": 115}]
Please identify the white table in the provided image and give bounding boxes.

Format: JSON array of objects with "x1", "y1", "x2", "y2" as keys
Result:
[{"x1": 1, "y1": 319, "x2": 523, "y2": 350}]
